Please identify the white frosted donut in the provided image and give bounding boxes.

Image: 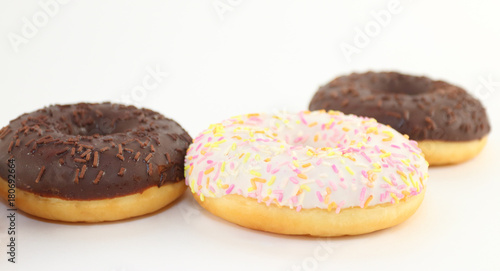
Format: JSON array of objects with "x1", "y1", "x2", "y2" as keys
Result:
[{"x1": 185, "y1": 110, "x2": 429, "y2": 236}]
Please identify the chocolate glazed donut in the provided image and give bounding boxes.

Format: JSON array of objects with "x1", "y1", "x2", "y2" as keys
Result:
[
  {"x1": 0, "y1": 103, "x2": 191, "y2": 222},
  {"x1": 309, "y1": 72, "x2": 490, "y2": 165}
]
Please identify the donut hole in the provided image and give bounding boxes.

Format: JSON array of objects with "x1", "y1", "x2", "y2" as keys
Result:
[
  {"x1": 277, "y1": 129, "x2": 345, "y2": 150},
  {"x1": 50, "y1": 104, "x2": 144, "y2": 136},
  {"x1": 267, "y1": 113, "x2": 367, "y2": 152},
  {"x1": 370, "y1": 73, "x2": 432, "y2": 95},
  {"x1": 72, "y1": 117, "x2": 117, "y2": 136},
  {"x1": 65, "y1": 117, "x2": 138, "y2": 136}
]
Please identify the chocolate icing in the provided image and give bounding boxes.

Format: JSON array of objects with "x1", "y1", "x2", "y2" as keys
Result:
[
  {"x1": 0, "y1": 103, "x2": 191, "y2": 200},
  {"x1": 309, "y1": 72, "x2": 490, "y2": 141}
]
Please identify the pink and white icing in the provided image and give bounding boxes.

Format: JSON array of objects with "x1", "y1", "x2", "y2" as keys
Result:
[{"x1": 185, "y1": 110, "x2": 429, "y2": 212}]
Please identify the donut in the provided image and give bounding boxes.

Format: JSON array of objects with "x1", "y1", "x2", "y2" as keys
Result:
[
  {"x1": 309, "y1": 71, "x2": 490, "y2": 166},
  {"x1": 0, "y1": 103, "x2": 191, "y2": 222},
  {"x1": 185, "y1": 110, "x2": 428, "y2": 236}
]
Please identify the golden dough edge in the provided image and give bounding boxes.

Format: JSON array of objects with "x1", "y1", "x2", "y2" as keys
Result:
[
  {"x1": 192, "y1": 189, "x2": 425, "y2": 237},
  {"x1": 418, "y1": 136, "x2": 488, "y2": 166},
  {"x1": 0, "y1": 178, "x2": 186, "y2": 223}
]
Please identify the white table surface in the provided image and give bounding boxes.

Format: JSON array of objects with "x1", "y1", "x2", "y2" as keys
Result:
[{"x1": 1, "y1": 0, "x2": 499, "y2": 270}]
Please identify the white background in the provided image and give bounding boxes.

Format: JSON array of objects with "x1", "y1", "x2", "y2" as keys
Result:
[{"x1": 1, "y1": 0, "x2": 500, "y2": 270}]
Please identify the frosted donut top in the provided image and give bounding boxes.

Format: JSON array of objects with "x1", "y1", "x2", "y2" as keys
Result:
[{"x1": 185, "y1": 110, "x2": 428, "y2": 212}]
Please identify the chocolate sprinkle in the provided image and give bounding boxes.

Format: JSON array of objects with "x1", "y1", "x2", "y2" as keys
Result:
[
  {"x1": 134, "y1": 152, "x2": 141, "y2": 161},
  {"x1": 117, "y1": 167, "x2": 126, "y2": 176},
  {"x1": 79, "y1": 165, "x2": 88, "y2": 179},
  {"x1": 147, "y1": 163, "x2": 153, "y2": 176},
  {"x1": 80, "y1": 149, "x2": 91, "y2": 158},
  {"x1": 74, "y1": 169, "x2": 80, "y2": 184},
  {"x1": 93, "y1": 170, "x2": 104, "y2": 184},
  {"x1": 0, "y1": 127, "x2": 11, "y2": 139},
  {"x1": 7, "y1": 141, "x2": 14, "y2": 153},
  {"x1": 116, "y1": 153, "x2": 125, "y2": 161},
  {"x1": 56, "y1": 147, "x2": 70, "y2": 155},
  {"x1": 92, "y1": 151, "x2": 99, "y2": 168},
  {"x1": 74, "y1": 158, "x2": 87, "y2": 163},
  {"x1": 24, "y1": 138, "x2": 35, "y2": 147},
  {"x1": 35, "y1": 166, "x2": 45, "y2": 183},
  {"x1": 80, "y1": 144, "x2": 93, "y2": 149}
]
